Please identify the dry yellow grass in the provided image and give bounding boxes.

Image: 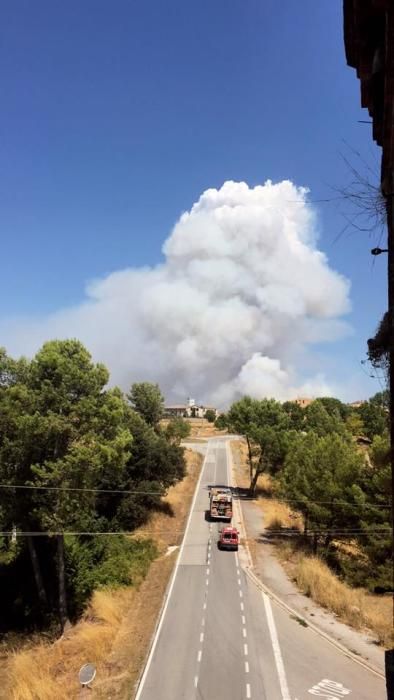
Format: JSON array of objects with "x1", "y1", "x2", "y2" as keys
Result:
[
  {"x1": 5, "y1": 589, "x2": 127, "y2": 700},
  {"x1": 295, "y1": 556, "x2": 393, "y2": 647},
  {"x1": 257, "y1": 498, "x2": 303, "y2": 532},
  {"x1": 3, "y1": 448, "x2": 203, "y2": 700}
]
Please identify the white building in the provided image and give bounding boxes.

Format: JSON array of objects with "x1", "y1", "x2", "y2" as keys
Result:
[{"x1": 164, "y1": 397, "x2": 218, "y2": 419}]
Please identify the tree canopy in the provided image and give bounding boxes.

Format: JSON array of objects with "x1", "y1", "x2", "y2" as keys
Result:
[
  {"x1": 0, "y1": 342, "x2": 186, "y2": 632},
  {"x1": 128, "y1": 381, "x2": 164, "y2": 428}
]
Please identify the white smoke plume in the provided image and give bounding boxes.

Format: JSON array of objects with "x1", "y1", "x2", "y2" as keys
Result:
[{"x1": 1, "y1": 180, "x2": 351, "y2": 407}]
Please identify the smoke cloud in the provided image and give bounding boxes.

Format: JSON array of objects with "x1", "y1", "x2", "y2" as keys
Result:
[{"x1": 2, "y1": 180, "x2": 351, "y2": 406}]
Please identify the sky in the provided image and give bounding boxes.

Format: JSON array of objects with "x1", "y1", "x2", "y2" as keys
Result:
[{"x1": 0, "y1": 0, "x2": 388, "y2": 405}]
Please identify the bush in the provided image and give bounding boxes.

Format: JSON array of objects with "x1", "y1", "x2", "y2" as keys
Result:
[
  {"x1": 205, "y1": 409, "x2": 216, "y2": 423},
  {"x1": 65, "y1": 536, "x2": 157, "y2": 618}
]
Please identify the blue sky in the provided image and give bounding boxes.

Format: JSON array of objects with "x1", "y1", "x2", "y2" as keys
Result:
[{"x1": 0, "y1": 1, "x2": 387, "y2": 400}]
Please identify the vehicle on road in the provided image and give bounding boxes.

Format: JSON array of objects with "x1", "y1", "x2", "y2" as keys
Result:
[
  {"x1": 218, "y1": 526, "x2": 239, "y2": 551},
  {"x1": 209, "y1": 486, "x2": 232, "y2": 521}
]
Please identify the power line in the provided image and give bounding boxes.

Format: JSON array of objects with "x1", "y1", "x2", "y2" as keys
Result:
[
  {"x1": 1, "y1": 527, "x2": 391, "y2": 538},
  {"x1": 274, "y1": 497, "x2": 391, "y2": 509},
  {"x1": 0, "y1": 483, "x2": 165, "y2": 496},
  {"x1": 0, "y1": 483, "x2": 391, "y2": 508}
]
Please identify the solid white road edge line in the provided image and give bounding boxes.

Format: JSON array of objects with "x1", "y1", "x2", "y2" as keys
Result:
[
  {"x1": 262, "y1": 592, "x2": 291, "y2": 700},
  {"x1": 134, "y1": 442, "x2": 211, "y2": 700}
]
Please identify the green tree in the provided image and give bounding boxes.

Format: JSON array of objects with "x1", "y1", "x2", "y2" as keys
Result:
[
  {"x1": 0, "y1": 341, "x2": 133, "y2": 630},
  {"x1": 304, "y1": 400, "x2": 347, "y2": 437},
  {"x1": 282, "y1": 401, "x2": 305, "y2": 430},
  {"x1": 215, "y1": 414, "x2": 228, "y2": 430},
  {"x1": 165, "y1": 417, "x2": 191, "y2": 445},
  {"x1": 204, "y1": 409, "x2": 216, "y2": 423},
  {"x1": 355, "y1": 433, "x2": 392, "y2": 590},
  {"x1": 315, "y1": 397, "x2": 350, "y2": 421},
  {"x1": 345, "y1": 411, "x2": 365, "y2": 436},
  {"x1": 227, "y1": 397, "x2": 290, "y2": 493},
  {"x1": 128, "y1": 382, "x2": 164, "y2": 428},
  {"x1": 358, "y1": 399, "x2": 388, "y2": 439},
  {"x1": 280, "y1": 433, "x2": 363, "y2": 551}
]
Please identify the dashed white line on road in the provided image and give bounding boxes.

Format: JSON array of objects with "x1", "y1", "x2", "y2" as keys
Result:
[
  {"x1": 237, "y1": 569, "x2": 240, "y2": 576},
  {"x1": 206, "y1": 567, "x2": 210, "y2": 575},
  {"x1": 244, "y1": 643, "x2": 248, "y2": 656},
  {"x1": 194, "y1": 676, "x2": 198, "y2": 688},
  {"x1": 240, "y1": 602, "x2": 244, "y2": 611},
  {"x1": 201, "y1": 617, "x2": 205, "y2": 626},
  {"x1": 200, "y1": 632, "x2": 204, "y2": 643},
  {"x1": 246, "y1": 682, "x2": 251, "y2": 698},
  {"x1": 262, "y1": 592, "x2": 291, "y2": 700},
  {"x1": 238, "y1": 578, "x2": 242, "y2": 586},
  {"x1": 239, "y1": 590, "x2": 243, "y2": 598},
  {"x1": 203, "y1": 602, "x2": 207, "y2": 610},
  {"x1": 242, "y1": 615, "x2": 246, "y2": 625},
  {"x1": 197, "y1": 650, "x2": 202, "y2": 663},
  {"x1": 245, "y1": 661, "x2": 249, "y2": 673},
  {"x1": 206, "y1": 578, "x2": 209, "y2": 586},
  {"x1": 242, "y1": 627, "x2": 247, "y2": 638}
]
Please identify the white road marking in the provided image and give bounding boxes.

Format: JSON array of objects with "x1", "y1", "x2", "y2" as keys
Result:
[
  {"x1": 235, "y1": 552, "x2": 239, "y2": 566},
  {"x1": 246, "y1": 682, "x2": 251, "y2": 698},
  {"x1": 239, "y1": 590, "x2": 243, "y2": 598},
  {"x1": 200, "y1": 632, "x2": 204, "y2": 643},
  {"x1": 238, "y1": 578, "x2": 242, "y2": 586},
  {"x1": 237, "y1": 568, "x2": 240, "y2": 576},
  {"x1": 244, "y1": 643, "x2": 248, "y2": 656},
  {"x1": 201, "y1": 617, "x2": 205, "y2": 626},
  {"x1": 206, "y1": 567, "x2": 210, "y2": 575},
  {"x1": 242, "y1": 627, "x2": 247, "y2": 638},
  {"x1": 240, "y1": 602, "x2": 244, "y2": 611},
  {"x1": 245, "y1": 661, "x2": 250, "y2": 673},
  {"x1": 242, "y1": 615, "x2": 246, "y2": 625},
  {"x1": 308, "y1": 679, "x2": 351, "y2": 697},
  {"x1": 194, "y1": 676, "x2": 199, "y2": 688},
  {"x1": 262, "y1": 592, "x2": 291, "y2": 700},
  {"x1": 135, "y1": 442, "x2": 211, "y2": 700},
  {"x1": 206, "y1": 578, "x2": 209, "y2": 586},
  {"x1": 203, "y1": 602, "x2": 207, "y2": 610},
  {"x1": 197, "y1": 650, "x2": 202, "y2": 663}
]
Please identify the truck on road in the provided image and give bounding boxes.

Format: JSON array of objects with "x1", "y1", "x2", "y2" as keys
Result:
[
  {"x1": 209, "y1": 486, "x2": 232, "y2": 522},
  {"x1": 218, "y1": 526, "x2": 239, "y2": 551}
]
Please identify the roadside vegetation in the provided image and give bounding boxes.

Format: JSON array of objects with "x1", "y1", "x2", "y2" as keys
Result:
[
  {"x1": 0, "y1": 340, "x2": 198, "y2": 697},
  {"x1": 226, "y1": 393, "x2": 392, "y2": 644},
  {"x1": 2, "y1": 448, "x2": 202, "y2": 700}
]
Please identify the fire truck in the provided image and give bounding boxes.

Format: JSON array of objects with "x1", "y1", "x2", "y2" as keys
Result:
[{"x1": 209, "y1": 486, "x2": 232, "y2": 522}]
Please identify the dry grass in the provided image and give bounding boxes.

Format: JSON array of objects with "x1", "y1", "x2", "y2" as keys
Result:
[
  {"x1": 4, "y1": 589, "x2": 131, "y2": 700},
  {"x1": 294, "y1": 556, "x2": 394, "y2": 647},
  {"x1": 256, "y1": 498, "x2": 303, "y2": 532},
  {"x1": 186, "y1": 418, "x2": 226, "y2": 438},
  {"x1": 3, "y1": 448, "x2": 203, "y2": 700}
]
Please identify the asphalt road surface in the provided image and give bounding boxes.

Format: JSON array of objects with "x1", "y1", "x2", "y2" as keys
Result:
[{"x1": 135, "y1": 438, "x2": 386, "y2": 700}]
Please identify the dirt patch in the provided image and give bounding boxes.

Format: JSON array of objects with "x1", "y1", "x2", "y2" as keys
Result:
[{"x1": 2, "y1": 448, "x2": 203, "y2": 700}]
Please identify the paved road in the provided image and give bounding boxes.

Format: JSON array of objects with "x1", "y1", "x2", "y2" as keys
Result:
[{"x1": 135, "y1": 438, "x2": 386, "y2": 700}]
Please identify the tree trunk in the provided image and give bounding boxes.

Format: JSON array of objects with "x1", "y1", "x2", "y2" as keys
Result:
[
  {"x1": 27, "y1": 535, "x2": 48, "y2": 607},
  {"x1": 249, "y1": 467, "x2": 261, "y2": 496},
  {"x1": 246, "y1": 435, "x2": 253, "y2": 480},
  {"x1": 57, "y1": 534, "x2": 69, "y2": 632},
  {"x1": 313, "y1": 532, "x2": 318, "y2": 554},
  {"x1": 303, "y1": 511, "x2": 309, "y2": 539}
]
